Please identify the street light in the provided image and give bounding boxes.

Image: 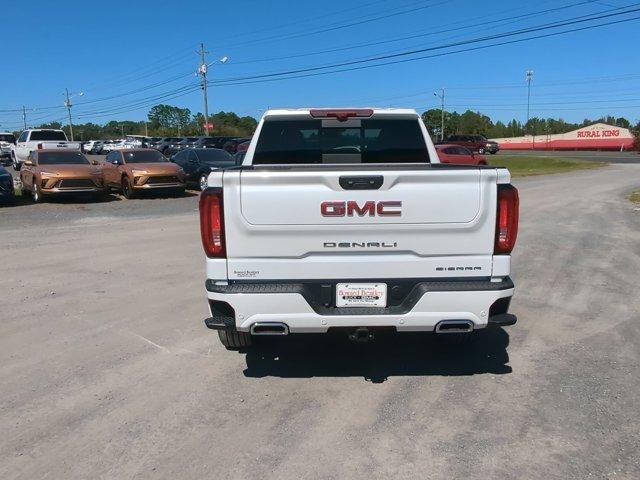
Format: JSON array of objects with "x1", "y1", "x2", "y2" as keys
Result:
[
  {"x1": 198, "y1": 44, "x2": 229, "y2": 135},
  {"x1": 64, "y1": 89, "x2": 84, "y2": 141}
]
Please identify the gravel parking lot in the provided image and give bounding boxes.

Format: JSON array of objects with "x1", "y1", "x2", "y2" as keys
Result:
[{"x1": 1, "y1": 164, "x2": 640, "y2": 479}]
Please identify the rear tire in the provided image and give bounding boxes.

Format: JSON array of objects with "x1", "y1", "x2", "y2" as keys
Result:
[{"x1": 218, "y1": 330, "x2": 252, "y2": 350}]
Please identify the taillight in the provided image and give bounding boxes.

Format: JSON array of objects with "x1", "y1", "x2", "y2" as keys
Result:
[
  {"x1": 495, "y1": 184, "x2": 519, "y2": 254},
  {"x1": 199, "y1": 188, "x2": 226, "y2": 258},
  {"x1": 309, "y1": 109, "x2": 373, "y2": 121}
]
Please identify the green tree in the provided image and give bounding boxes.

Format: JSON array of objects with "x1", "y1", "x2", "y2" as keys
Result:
[
  {"x1": 457, "y1": 110, "x2": 493, "y2": 135},
  {"x1": 615, "y1": 117, "x2": 631, "y2": 129},
  {"x1": 148, "y1": 104, "x2": 192, "y2": 134},
  {"x1": 421, "y1": 108, "x2": 445, "y2": 139}
]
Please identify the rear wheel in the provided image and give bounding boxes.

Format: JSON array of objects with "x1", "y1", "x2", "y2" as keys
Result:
[
  {"x1": 217, "y1": 330, "x2": 252, "y2": 350},
  {"x1": 122, "y1": 177, "x2": 135, "y2": 199}
]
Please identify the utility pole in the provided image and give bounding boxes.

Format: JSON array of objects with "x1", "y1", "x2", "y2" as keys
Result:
[
  {"x1": 120, "y1": 124, "x2": 124, "y2": 138},
  {"x1": 197, "y1": 45, "x2": 228, "y2": 136},
  {"x1": 64, "y1": 89, "x2": 84, "y2": 141},
  {"x1": 64, "y1": 88, "x2": 74, "y2": 141},
  {"x1": 198, "y1": 43, "x2": 210, "y2": 136},
  {"x1": 144, "y1": 121, "x2": 148, "y2": 136},
  {"x1": 22, "y1": 106, "x2": 27, "y2": 130},
  {"x1": 434, "y1": 88, "x2": 446, "y2": 141},
  {"x1": 526, "y1": 70, "x2": 534, "y2": 129}
]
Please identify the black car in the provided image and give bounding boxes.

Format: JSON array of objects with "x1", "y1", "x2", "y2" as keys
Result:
[
  {"x1": 157, "y1": 137, "x2": 183, "y2": 156},
  {"x1": 0, "y1": 166, "x2": 15, "y2": 203},
  {"x1": 174, "y1": 137, "x2": 200, "y2": 153},
  {"x1": 147, "y1": 137, "x2": 163, "y2": 150},
  {"x1": 222, "y1": 137, "x2": 251, "y2": 154},
  {"x1": 171, "y1": 148, "x2": 237, "y2": 190},
  {"x1": 189, "y1": 136, "x2": 225, "y2": 149}
]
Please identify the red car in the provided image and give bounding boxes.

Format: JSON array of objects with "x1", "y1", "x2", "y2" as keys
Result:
[{"x1": 435, "y1": 144, "x2": 487, "y2": 165}]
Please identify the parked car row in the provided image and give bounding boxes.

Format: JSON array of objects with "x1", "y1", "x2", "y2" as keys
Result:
[
  {"x1": 0, "y1": 145, "x2": 245, "y2": 205},
  {"x1": 77, "y1": 135, "x2": 251, "y2": 157},
  {"x1": 17, "y1": 148, "x2": 186, "y2": 202},
  {"x1": 150, "y1": 135, "x2": 251, "y2": 157},
  {"x1": 82, "y1": 139, "x2": 136, "y2": 154}
]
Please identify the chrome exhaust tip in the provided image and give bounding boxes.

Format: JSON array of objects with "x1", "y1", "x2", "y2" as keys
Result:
[
  {"x1": 435, "y1": 320, "x2": 474, "y2": 334},
  {"x1": 250, "y1": 322, "x2": 289, "y2": 335}
]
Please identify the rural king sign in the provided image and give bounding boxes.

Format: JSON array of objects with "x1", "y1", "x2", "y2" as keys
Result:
[
  {"x1": 490, "y1": 123, "x2": 634, "y2": 151},
  {"x1": 577, "y1": 129, "x2": 620, "y2": 138}
]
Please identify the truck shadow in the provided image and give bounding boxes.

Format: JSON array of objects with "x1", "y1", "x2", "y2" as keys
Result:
[{"x1": 242, "y1": 329, "x2": 511, "y2": 383}]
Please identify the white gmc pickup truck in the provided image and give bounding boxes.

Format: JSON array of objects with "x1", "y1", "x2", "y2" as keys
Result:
[
  {"x1": 11, "y1": 129, "x2": 81, "y2": 171},
  {"x1": 200, "y1": 108, "x2": 519, "y2": 349}
]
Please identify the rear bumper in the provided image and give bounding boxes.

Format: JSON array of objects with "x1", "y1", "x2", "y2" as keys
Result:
[{"x1": 205, "y1": 277, "x2": 515, "y2": 333}]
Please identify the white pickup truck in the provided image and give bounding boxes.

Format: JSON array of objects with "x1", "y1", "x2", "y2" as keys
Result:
[
  {"x1": 200, "y1": 108, "x2": 519, "y2": 349},
  {"x1": 11, "y1": 129, "x2": 81, "y2": 171}
]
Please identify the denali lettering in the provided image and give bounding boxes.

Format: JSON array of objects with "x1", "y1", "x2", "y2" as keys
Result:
[
  {"x1": 324, "y1": 242, "x2": 398, "y2": 248},
  {"x1": 321, "y1": 200, "x2": 402, "y2": 217}
]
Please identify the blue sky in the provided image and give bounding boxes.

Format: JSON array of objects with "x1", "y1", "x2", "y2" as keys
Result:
[{"x1": 1, "y1": 0, "x2": 639, "y2": 131}]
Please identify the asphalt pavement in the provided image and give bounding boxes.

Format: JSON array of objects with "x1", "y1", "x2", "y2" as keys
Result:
[{"x1": 1, "y1": 164, "x2": 639, "y2": 479}]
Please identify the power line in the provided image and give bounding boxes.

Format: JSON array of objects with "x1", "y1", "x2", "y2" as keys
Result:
[
  {"x1": 229, "y1": 0, "x2": 598, "y2": 66},
  {"x1": 216, "y1": 0, "x2": 448, "y2": 50},
  {"x1": 207, "y1": 7, "x2": 640, "y2": 87}
]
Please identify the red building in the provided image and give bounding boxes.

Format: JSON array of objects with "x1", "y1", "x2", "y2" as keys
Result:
[{"x1": 491, "y1": 123, "x2": 635, "y2": 151}]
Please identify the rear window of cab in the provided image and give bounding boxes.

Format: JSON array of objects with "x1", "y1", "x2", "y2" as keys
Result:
[{"x1": 253, "y1": 118, "x2": 429, "y2": 165}]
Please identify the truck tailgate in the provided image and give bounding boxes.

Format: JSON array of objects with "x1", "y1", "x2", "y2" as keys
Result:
[{"x1": 224, "y1": 167, "x2": 500, "y2": 280}]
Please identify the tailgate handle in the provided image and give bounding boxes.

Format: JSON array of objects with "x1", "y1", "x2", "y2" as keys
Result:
[{"x1": 339, "y1": 176, "x2": 383, "y2": 190}]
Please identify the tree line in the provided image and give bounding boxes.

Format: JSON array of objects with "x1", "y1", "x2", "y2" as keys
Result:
[
  {"x1": 15, "y1": 103, "x2": 640, "y2": 151},
  {"x1": 29, "y1": 104, "x2": 258, "y2": 140},
  {"x1": 421, "y1": 108, "x2": 639, "y2": 140}
]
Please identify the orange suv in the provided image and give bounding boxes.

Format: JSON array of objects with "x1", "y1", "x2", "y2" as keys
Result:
[
  {"x1": 20, "y1": 150, "x2": 105, "y2": 202},
  {"x1": 103, "y1": 149, "x2": 186, "y2": 198}
]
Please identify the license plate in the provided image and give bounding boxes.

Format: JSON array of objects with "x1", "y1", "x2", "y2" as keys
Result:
[{"x1": 336, "y1": 283, "x2": 387, "y2": 308}]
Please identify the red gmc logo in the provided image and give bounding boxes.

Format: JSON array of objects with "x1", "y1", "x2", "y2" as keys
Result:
[{"x1": 321, "y1": 200, "x2": 402, "y2": 217}]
